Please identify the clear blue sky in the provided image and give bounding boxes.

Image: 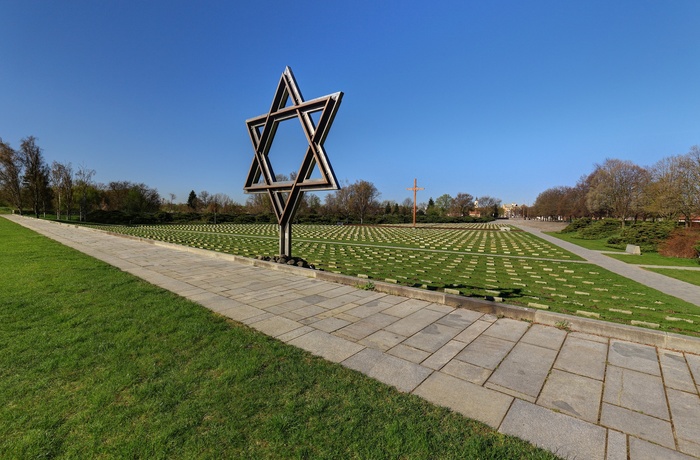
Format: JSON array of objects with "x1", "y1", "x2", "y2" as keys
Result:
[{"x1": 2, "y1": 1, "x2": 698, "y2": 207}]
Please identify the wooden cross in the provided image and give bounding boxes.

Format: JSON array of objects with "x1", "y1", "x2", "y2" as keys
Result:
[{"x1": 406, "y1": 178, "x2": 424, "y2": 227}]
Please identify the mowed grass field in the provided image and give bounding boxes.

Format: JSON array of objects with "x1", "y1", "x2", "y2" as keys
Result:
[
  {"x1": 0, "y1": 217, "x2": 558, "y2": 459},
  {"x1": 86, "y1": 222, "x2": 700, "y2": 336}
]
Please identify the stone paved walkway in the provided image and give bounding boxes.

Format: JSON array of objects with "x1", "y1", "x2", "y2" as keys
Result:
[{"x1": 6, "y1": 215, "x2": 700, "y2": 459}]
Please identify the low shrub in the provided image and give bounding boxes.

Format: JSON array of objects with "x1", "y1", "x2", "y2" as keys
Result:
[
  {"x1": 607, "y1": 221, "x2": 677, "y2": 252},
  {"x1": 577, "y1": 219, "x2": 620, "y2": 239},
  {"x1": 561, "y1": 217, "x2": 592, "y2": 233},
  {"x1": 659, "y1": 228, "x2": 700, "y2": 259}
]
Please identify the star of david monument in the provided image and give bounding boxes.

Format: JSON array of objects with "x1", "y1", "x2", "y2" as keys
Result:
[{"x1": 243, "y1": 67, "x2": 343, "y2": 258}]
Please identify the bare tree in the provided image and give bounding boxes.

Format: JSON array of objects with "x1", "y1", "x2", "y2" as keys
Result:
[
  {"x1": 50, "y1": 161, "x2": 74, "y2": 220},
  {"x1": 476, "y1": 195, "x2": 502, "y2": 217},
  {"x1": 75, "y1": 165, "x2": 96, "y2": 221},
  {"x1": 199, "y1": 190, "x2": 211, "y2": 209},
  {"x1": 349, "y1": 180, "x2": 380, "y2": 224},
  {"x1": 586, "y1": 159, "x2": 650, "y2": 226},
  {"x1": 0, "y1": 138, "x2": 23, "y2": 213},
  {"x1": 451, "y1": 192, "x2": 475, "y2": 217},
  {"x1": 19, "y1": 136, "x2": 50, "y2": 217}
]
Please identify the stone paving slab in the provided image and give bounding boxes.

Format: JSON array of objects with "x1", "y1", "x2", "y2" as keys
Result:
[
  {"x1": 537, "y1": 368, "x2": 602, "y2": 423},
  {"x1": 608, "y1": 340, "x2": 661, "y2": 376},
  {"x1": 603, "y1": 366, "x2": 669, "y2": 420},
  {"x1": 8, "y1": 215, "x2": 700, "y2": 460},
  {"x1": 554, "y1": 335, "x2": 608, "y2": 380},
  {"x1": 455, "y1": 333, "x2": 516, "y2": 370},
  {"x1": 413, "y1": 372, "x2": 513, "y2": 428},
  {"x1": 342, "y1": 348, "x2": 432, "y2": 392},
  {"x1": 667, "y1": 388, "x2": 700, "y2": 457},
  {"x1": 600, "y1": 402, "x2": 675, "y2": 448},
  {"x1": 485, "y1": 342, "x2": 558, "y2": 402},
  {"x1": 660, "y1": 350, "x2": 698, "y2": 393},
  {"x1": 500, "y1": 399, "x2": 607, "y2": 460},
  {"x1": 287, "y1": 330, "x2": 365, "y2": 363}
]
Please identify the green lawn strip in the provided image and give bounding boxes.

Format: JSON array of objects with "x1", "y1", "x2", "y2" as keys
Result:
[
  {"x1": 0, "y1": 218, "x2": 557, "y2": 459},
  {"x1": 644, "y1": 267, "x2": 700, "y2": 287},
  {"x1": 604, "y1": 251, "x2": 700, "y2": 267},
  {"x1": 78, "y1": 222, "x2": 700, "y2": 336},
  {"x1": 544, "y1": 231, "x2": 620, "y2": 252}
]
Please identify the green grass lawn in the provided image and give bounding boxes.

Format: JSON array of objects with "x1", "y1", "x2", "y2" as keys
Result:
[
  {"x1": 85, "y1": 222, "x2": 700, "y2": 336},
  {"x1": 0, "y1": 217, "x2": 557, "y2": 459},
  {"x1": 604, "y1": 251, "x2": 700, "y2": 267},
  {"x1": 644, "y1": 267, "x2": 700, "y2": 287},
  {"x1": 544, "y1": 231, "x2": 622, "y2": 252}
]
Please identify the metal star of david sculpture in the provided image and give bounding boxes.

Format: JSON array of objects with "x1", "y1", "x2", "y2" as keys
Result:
[{"x1": 244, "y1": 67, "x2": 343, "y2": 257}]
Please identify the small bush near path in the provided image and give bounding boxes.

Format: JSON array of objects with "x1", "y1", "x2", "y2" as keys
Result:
[{"x1": 0, "y1": 218, "x2": 557, "y2": 459}]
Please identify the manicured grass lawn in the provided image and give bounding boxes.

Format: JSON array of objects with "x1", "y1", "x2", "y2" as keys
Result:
[
  {"x1": 605, "y1": 251, "x2": 700, "y2": 267},
  {"x1": 0, "y1": 218, "x2": 557, "y2": 459},
  {"x1": 544, "y1": 231, "x2": 622, "y2": 252},
  {"x1": 645, "y1": 267, "x2": 700, "y2": 287},
  {"x1": 86, "y1": 222, "x2": 700, "y2": 336}
]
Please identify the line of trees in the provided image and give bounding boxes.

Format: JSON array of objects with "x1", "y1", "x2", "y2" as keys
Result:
[
  {"x1": 531, "y1": 146, "x2": 700, "y2": 227},
  {"x1": 0, "y1": 136, "x2": 161, "y2": 220},
  {"x1": 1, "y1": 135, "x2": 500, "y2": 225}
]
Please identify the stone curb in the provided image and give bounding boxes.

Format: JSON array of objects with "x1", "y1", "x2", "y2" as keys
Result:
[{"x1": 37, "y1": 218, "x2": 700, "y2": 355}]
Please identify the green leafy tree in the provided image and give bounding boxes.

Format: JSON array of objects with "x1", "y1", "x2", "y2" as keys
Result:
[{"x1": 434, "y1": 194, "x2": 453, "y2": 216}]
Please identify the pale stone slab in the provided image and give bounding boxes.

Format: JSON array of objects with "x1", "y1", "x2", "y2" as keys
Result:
[
  {"x1": 606, "y1": 430, "x2": 627, "y2": 460},
  {"x1": 358, "y1": 330, "x2": 406, "y2": 351},
  {"x1": 334, "y1": 313, "x2": 397, "y2": 341},
  {"x1": 603, "y1": 366, "x2": 669, "y2": 420},
  {"x1": 402, "y1": 322, "x2": 462, "y2": 353},
  {"x1": 481, "y1": 317, "x2": 530, "y2": 342},
  {"x1": 436, "y1": 309, "x2": 482, "y2": 329},
  {"x1": 499, "y1": 399, "x2": 606, "y2": 460},
  {"x1": 486, "y1": 342, "x2": 557, "y2": 401},
  {"x1": 629, "y1": 436, "x2": 697, "y2": 460},
  {"x1": 519, "y1": 323, "x2": 567, "y2": 350},
  {"x1": 441, "y1": 359, "x2": 492, "y2": 385},
  {"x1": 421, "y1": 340, "x2": 469, "y2": 370},
  {"x1": 343, "y1": 300, "x2": 394, "y2": 318},
  {"x1": 413, "y1": 372, "x2": 512, "y2": 428},
  {"x1": 600, "y1": 403, "x2": 674, "y2": 448},
  {"x1": 382, "y1": 298, "x2": 432, "y2": 318},
  {"x1": 685, "y1": 353, "x2": 700, "y2": 391},
  {"x1": 555, "y1": 335, "x2": 608, "y2": 380},
  {"x1": 276, "y1": 325, "x2": 315, "y2": 342},
  {"x1": 288, "y1": 330, "x2": 364, "y2": 363},
  {"x1": 312, "y1": 317, "x2": 351, "y2": 333},
  {"x1": 455, "y1": 334, "x2": 516, "y2": 370},
  {"x1": 387, "y1": 343, "x2": 431, "y2": 364},
  {"x1": 384, "y1": 308, "x2": 446, "y2": 337},
  {"x1": 660, "y1": 350, "x2": 697, "y2": 393},
  {"x1": 217, "y1": 303, "x2": 266, "y2": 322},
  {"x1": 453, "y1": 319, "x2": 491, "y2": 344},
  {"x1": 607, "y1": 340, "x2": 660, "y2": 376},
  {"x1": 342, "y1": 348, "x2": 432, "y2": 393},
  {"x1": 537, "y1": 369, "x2": 603, "y2": 423},
  {"x1": 249, "y1": 316, "x2": 305, "y2": 338},
  {"x1": 667, "y1": 388, "x2": 700, "y2": 457}
]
